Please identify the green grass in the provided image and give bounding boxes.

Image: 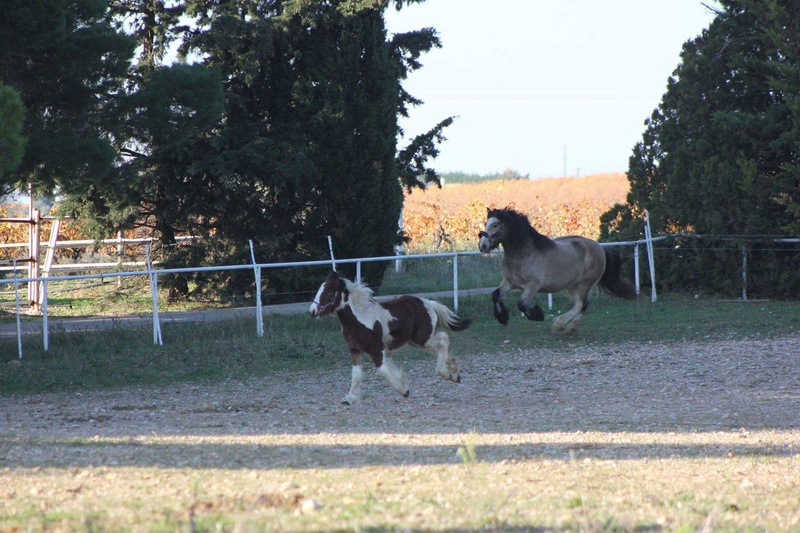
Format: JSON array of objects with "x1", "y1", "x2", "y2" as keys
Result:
[
  {"x1": 3, "y1": 256, "x2": 799, "y2": 395},
  {"x1": 376, "y1": 252, "x2": 503, "y2": 295},
  {"x1": 0, "y1": 253, "x2": 504, "y2": 320},
  {"x1": 2, "y1": 288, "x2": 799, "y2": 396},
  {"x1": 0, "y1": 275, "x2": 227, "y2": 321}
]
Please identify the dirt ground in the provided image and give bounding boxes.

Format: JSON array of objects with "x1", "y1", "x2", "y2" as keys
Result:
[{"x1": 2, "y1": 334, "x2": 800, "y2": 530}]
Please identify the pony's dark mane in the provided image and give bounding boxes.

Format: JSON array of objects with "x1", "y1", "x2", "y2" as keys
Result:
[{"x1": 490, "y1": 207, "x2": 556, "y2": 252}]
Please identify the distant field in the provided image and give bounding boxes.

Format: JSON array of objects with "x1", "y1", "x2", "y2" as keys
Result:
[{"x1": 402, "y1": 173, "x2": 629, "y2": 252}]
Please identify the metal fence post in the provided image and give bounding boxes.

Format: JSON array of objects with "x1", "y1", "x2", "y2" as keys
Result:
[
  {"x1": 42, "y1": 279, "x2": 49, "y2": 351},
  {"x1": 452, "y1": 253, "x2": 459, "y2": 311},
  {"x1": 644, "y1": 211, "x2": 657, "y2": 302},
  {"x1": 327, "y1": 236, "x2": 336, "y2": 272},
  {"x1": 13, "y1": 259, "x2": 22, "y2": 359},
  {"x1": 144, "y1": 246, "x2": 163, "y2": 346},
  {"x1": 634, "y1": 243, "x2": 640, "y2": 295},
  {"x1": 741, "y1": 243, "x2": 748, "y2": 301},
  {"x1": 249, "y1": 240, "x2": 264, "y2": 337}
]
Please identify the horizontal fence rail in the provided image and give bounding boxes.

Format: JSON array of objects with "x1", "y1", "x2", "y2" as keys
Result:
[
  {"x1": 0, "y1": 235, "x2": 201, "y2": 273},
  {"x1": 2, "y1": 231, "x2": 798, "y2": 358},
  {"x1": 0, "y1": 239, "x2": 647, "y2": 357}
]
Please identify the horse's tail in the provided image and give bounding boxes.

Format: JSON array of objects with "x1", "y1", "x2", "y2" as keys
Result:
[
  {"x1": 599, "y1": 248, "x2": 639, "y2": 300},
  {"x1": 427, "y1": 300, "x2": 472, "y2": 332}
]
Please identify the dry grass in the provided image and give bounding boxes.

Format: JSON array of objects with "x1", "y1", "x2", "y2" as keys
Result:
[
  {"x1": 402, "y1": 173, "x2": 629, "y2": 252},
  {"x1": 2, "y1": 436, "x2": 799, "y2": 531},
  {"x1": 2, "y1": 333, "x2": 800, "y2": 531}
]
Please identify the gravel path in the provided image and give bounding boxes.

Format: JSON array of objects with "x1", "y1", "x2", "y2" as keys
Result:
[{"x1": 3, "y1": 335, "x2": 799, "y2": 470}]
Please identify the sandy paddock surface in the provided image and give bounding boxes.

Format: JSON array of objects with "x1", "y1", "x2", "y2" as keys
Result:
[{"x1": 1, "y1": 334, "x2": 800, "y2": 531}]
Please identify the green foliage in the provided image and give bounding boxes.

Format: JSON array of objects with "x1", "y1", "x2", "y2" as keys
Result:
[
  {"x1": 457, "y1": 432, "x2": 480, "y2": 464},
  {"x1": 0, "y1": 0, "x2": 135, "y2": 198},
  {"x1": 601, "y1": 0, "x2": 800, "y2": 298},
  {"x1": 154, "y1": 0, "x2": 450, "y2": 297},
  {"x1": 0, "y1": 82, "x2": 26, "y2": 184},
  {"x1": 440, "y1": 169, "x2": 529, "y2": 184},
  {"x1": 1, "y1": 0, "x2": 450, "y2": 301}
]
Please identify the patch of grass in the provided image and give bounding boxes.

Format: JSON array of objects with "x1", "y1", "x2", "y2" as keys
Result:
[
  {"x1": 377, "y1": 253, "x2": 503, "y2": 296},
  {"x1": 0, "y1": 275, "x2": 246, "y2": 322},
  {"x1": 3, "y1": 456, "x2": 797, "y2": 532},
  {"x1": 457, "y1": 432, "x2": 480, "y2": 465},
  {"x1": 0, "y1": 312, "x2": 346, "y2": 395},
  {"x1": 455, "y1": 290, "x2": 800, "y2": 349},
  {"x1": 2, "y1": 276, "x2": 799, "y2": 396}
]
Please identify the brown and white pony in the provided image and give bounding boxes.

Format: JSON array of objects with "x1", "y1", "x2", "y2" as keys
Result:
[
  {"x1": 479, "y1": 207, "x2": 637, "y2": 333},
  {"x1": 309, "y1": 271, "x2": 471, "y2": 405}
]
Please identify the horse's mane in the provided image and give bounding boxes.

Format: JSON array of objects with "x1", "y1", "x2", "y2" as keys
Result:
[
  {"x1": 489, "y1": 207, "x2": 556, "y2": 252},
  {"x1": 343, "y1": 278, "x2": 375, "y2": 308}
]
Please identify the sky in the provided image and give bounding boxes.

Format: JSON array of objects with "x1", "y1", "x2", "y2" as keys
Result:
[{"x1": 385, "y1": 0, "x2": 721, "y2": 179}]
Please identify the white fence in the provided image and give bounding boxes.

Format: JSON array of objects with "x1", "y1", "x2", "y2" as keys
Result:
[
  {"x1": 1, "y1": 234, "x2": 655, "y2": 358},
  {"x1": 0, "y1": 212, "x2": 200, "y2": 305},
  {"x1": 2, "y1": 228, "x2": 798, "y2": 358}
]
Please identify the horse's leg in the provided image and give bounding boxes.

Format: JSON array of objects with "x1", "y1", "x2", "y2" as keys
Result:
[
  {"x1": 492, "y1": 282, "x2": 512, "y2": 325},
  {"x1": 373, "y1": 350, "x2": 410, "y2": 398},
  {"x1": 552, "y1": 287, "x2": 590, "y2": 334},
  {"x1": 342, "y1": 351, "x2": 364, "y2": 405},
  {"x1": 424, "y1": 331, "x2": 461, "y2": 383},
  {"x1": 516, "y1": 285, "x2": 544, "y2": 321}
]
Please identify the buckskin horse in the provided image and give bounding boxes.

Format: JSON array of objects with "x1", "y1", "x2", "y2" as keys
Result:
[
  {"x1": 309, "y1": 271, "x2": 471, "y2": 405},
  {"x1": 478, "y1": 207, "x2": 637, "y2": 333}
]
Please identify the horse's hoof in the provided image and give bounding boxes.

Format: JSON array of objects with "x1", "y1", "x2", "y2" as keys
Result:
[
  {"x1": 495, "y1": 311, "x2": 509, "y2": 325},
  {"x1": 402, "y1": 390, "x2": 410, "y2": 398},
  {"x1": 530, "y1": 305, "x2": 545, "y2": 321},
  {"x1": 456, "y1": 375, "x2": 461, "y2": 384},
  {"x1": 494, "y1": 303, "x2": 509, "y2": 325}
]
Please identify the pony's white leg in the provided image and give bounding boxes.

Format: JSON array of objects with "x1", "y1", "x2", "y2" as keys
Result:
[
  {"x1": 376, "y1": 355, "x2": 409, "y2": 397},
  {"x1": 425, "y1": 331, "x2": 460, "y2": 383},
  {"x1": 342, "y1": 364, "x2": 363, "y2": 405}
]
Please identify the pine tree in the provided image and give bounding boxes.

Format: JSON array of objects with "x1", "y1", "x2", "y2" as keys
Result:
[{"x1": 0, "y1": 0, "x2": 135, "y2": 200}]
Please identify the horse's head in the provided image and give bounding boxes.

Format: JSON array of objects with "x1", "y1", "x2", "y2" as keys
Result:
[
  {"x1": 309, "y1": 270, "x2": 347, "y2": 318},
  {"x1": 478, "y1": 208, "x2": 504, "y2": 253}
]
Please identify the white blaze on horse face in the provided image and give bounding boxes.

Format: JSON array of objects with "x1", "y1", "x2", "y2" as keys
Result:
[
  {"x1": 479, "y1": 217, "x2": 501, "y2": 253},
  {"x1": 308, "y1": 282, "x2": 328, "y2": 317},
  {"x1": 309, "y1": 281, "x2": 328, "y2": 316}
]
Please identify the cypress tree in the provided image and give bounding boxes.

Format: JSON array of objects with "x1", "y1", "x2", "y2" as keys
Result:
[
  {"x1": 2, "y1": 0, "x2": 448, "y2": 302},
  {"x1": 170, "y1": 0, "x2": 447, "y2": 299},
  {"x1": 601, "y1": 0, "x2": 800, "y2": 297}
]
